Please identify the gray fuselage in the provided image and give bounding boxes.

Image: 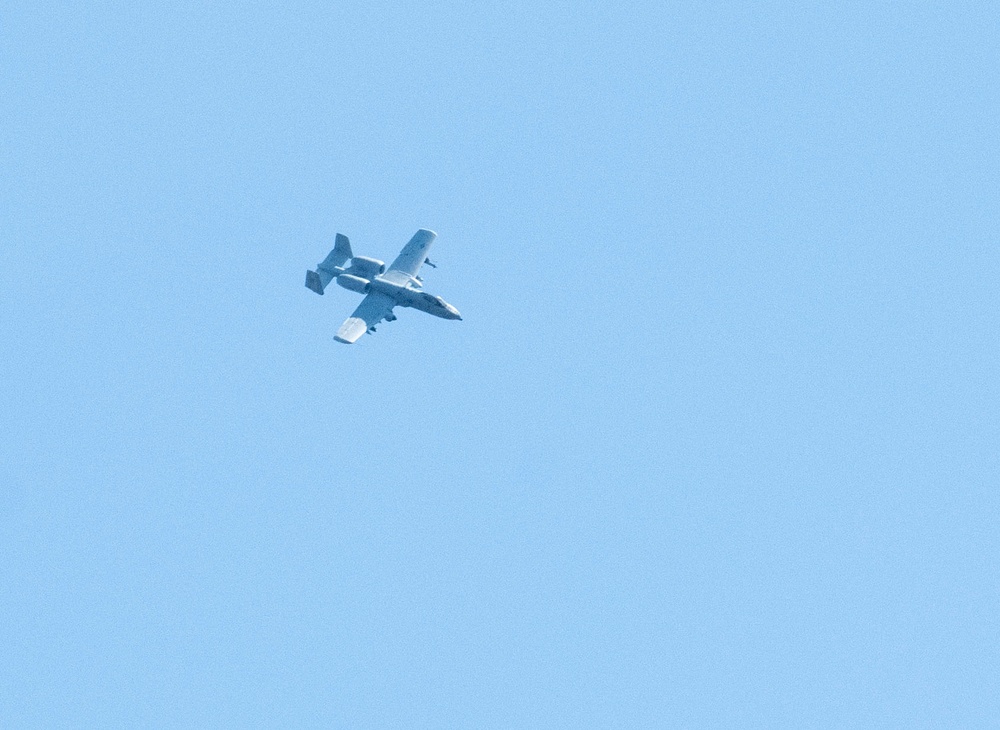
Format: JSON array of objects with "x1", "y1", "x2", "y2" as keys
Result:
[
  {"x1": 334, "y1": 267, "x2": 461, "y2": 320},
  {"x1": 369, "y1": 274, "x2": 462, "y2": 320}
]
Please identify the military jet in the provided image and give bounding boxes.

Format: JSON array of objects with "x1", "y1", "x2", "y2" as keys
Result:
[{"x1": 305, "y1": 229, "x2": 461, "y2": 344}]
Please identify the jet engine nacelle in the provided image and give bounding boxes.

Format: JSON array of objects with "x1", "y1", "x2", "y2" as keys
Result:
[
  {"x1": 336, "y1": 274, "x2": 371, "y2": 294},
  {"x1": 348, "y1": 256, "x2": 386, "y2": 279}
]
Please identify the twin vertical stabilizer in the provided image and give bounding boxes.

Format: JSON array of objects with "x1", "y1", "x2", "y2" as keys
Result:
[{"x1": 305, "y1": 233, "x2": 353, "y2": 294}]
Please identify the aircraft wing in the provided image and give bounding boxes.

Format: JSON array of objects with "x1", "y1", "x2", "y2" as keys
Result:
[
  {"x1": 388, "y1": 229, "x2": 437, "y2": 277},
  {"x1": 334, "y1": 292, "x2": 396, "y2": 344}
]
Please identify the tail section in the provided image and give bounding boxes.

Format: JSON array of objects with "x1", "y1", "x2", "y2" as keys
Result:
[{"x1": 305, "y1": 233, "x2": 354, "y2": 295}]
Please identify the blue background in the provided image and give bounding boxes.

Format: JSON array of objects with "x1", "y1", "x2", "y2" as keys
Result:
[{"x1": 3, "y1": 1, "x2": 998, "y2": 726}]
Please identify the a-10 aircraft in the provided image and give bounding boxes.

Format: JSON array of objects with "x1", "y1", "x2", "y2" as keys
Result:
[{"x1": 305, "y1": 229, "x2": 461, "y2": 344}]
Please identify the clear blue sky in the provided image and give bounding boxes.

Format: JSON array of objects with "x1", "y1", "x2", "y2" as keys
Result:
[{"x1": 3, "y1": 1, "x2": 998, "y2": 726}]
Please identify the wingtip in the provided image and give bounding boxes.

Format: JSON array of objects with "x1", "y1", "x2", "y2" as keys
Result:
[{"x1": 334, "y1": 316, "x2": 368, "y2": 344}]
